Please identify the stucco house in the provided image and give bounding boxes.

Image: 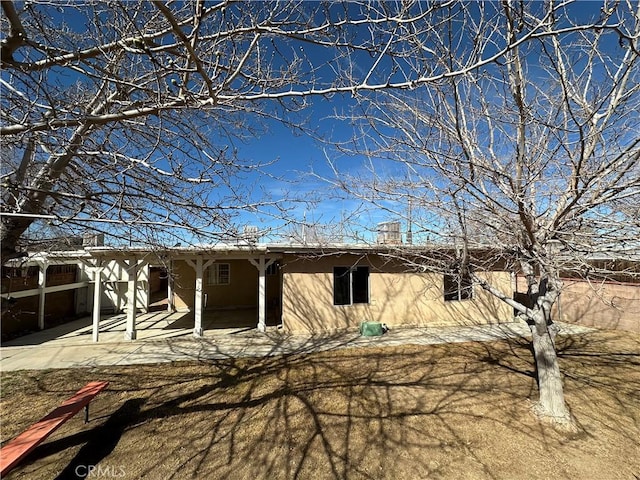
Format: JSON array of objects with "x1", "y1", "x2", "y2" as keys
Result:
[
  {"x1": 168, "y1": 244, "x2": 513, "y2": 334},
  {"x1": 1, "y1": 243, "x2": 513, "y2": 341},
  {"x1": 4, "y1": 242, "x2": 639, "y2": 341}
]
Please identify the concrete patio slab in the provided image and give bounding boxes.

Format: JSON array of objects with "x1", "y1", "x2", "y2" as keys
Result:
[{"x1": 0, "y1": 313, "x2": 595, "y2": 372}]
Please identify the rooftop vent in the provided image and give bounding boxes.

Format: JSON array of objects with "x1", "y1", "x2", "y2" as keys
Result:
[
  {"x1": 242, "y1": 225, "x2": 260, "y2": 244},
  {"x1": 377, "y1": 221, "x2": 402, "y2": 245},
  {"x1": 83, "y1": 233, "x2": 104, "y2": 247}
]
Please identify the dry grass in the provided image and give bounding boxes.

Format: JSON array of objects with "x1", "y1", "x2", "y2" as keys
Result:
[{"x1": 1, "y1": 329, "x2": 639, "y2": 479}]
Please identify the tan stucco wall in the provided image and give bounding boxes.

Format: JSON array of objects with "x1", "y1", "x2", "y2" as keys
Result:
[
  {"x1": 172, "y1": 258, "x2": 280, "y2": 311},
  {"x1": 172, "y1": 260, "x2": 194, "y2": 310},
  {"x1": 280, "y1": 254, "x2": 513, "y2": 333},
  {"x1": 555, "y1": 280, "x2": 640, "y2": 333},
  {"x1": 515, "y1": 276, "x2": 640, "y2": 332}
]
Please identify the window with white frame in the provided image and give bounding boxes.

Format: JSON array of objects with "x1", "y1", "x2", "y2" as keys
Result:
[
  {"x1": 333, "y1": 266, "x2": 369, "y2": 305},
  {"x1": 207, "y1": 263, "x2": 230, "y2": 285}
]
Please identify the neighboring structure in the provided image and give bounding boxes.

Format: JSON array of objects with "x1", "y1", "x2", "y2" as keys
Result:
[
  {"x1": 1, "y1": 255, "x2": 159, "y2": 341},
  {"x1": 1, "y1": 261, "x2": 85, "y2": 339},
  {"x1": 2, "y1": 243, "x2": 638, "y2": 341}
]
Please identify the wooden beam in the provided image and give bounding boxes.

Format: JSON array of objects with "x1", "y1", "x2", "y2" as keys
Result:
[
  {"x1": 125, "y1": 257, "x2": 138, "y2": 340},
  {"x1": 1, "y1": 282, "x2": 90, "y2": 300},
  {"x1": 37, "y1": 261, "x2": 49, "y2": 330}
]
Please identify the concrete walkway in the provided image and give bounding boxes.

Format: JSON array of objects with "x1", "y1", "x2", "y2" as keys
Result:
[{"x1": 0, "y1": 313, "x2": 594, "y2": 371}]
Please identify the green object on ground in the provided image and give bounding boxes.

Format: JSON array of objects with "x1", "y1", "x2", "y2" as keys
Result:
[{"x1": 360, "y1": 321, "x2": 383, "y2": 337}]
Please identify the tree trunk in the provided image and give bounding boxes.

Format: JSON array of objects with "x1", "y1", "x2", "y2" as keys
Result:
[
  {"x1": 1, "y1": 216, "x2": 32, "y2": 264},
  {"x1": 520, "y1": 264, "x2": 572, "y2": 424},
  {"x1": 529, "y1": 312, "x2": 571, "y2": 423}
]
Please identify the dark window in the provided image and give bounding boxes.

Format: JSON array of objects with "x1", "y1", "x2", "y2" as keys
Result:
[
  {"x1": 444, "y1": 269, "x2": 473, "y2": 301},
  {"x1": 333, "y1": 266, "x2": 369, "y2": 305},
  {"x1": 333, "y1": 267, "x2": 351, "y2": 305},
  {"x1": 352, "y1": 266, "x2": 369, "y2": 304}
]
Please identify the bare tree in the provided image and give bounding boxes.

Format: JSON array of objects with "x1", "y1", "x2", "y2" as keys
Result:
[
  {"x1": 2, "y1": 0, "x2": 600, "y2": 263},
  {"x1": 328, "y1": 1, "x2": 640, "y2": 424}
]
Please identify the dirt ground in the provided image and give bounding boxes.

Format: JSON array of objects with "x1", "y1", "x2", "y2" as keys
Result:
[{"x1": 1, "y1": 329, "x2": 639, "y2": 480}]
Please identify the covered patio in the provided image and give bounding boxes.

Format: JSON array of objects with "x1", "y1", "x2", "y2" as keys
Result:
[
  {"x1": 3, "y1": 245, "x2": 284, "y2": 344},
  {"x1": 66, "y1": 245, "x2": 284, "y2": 343},
  {"x1": 2, "y1": 309, "x2": 282, "y2": 348}
]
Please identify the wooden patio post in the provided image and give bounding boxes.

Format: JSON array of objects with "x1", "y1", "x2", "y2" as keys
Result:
[
  {"x1": 92, "y1": 260, "x2": 103, "y2": 343},
  {"x1": 167, "y1": 260, "x2": 175, "y2": 313},
  {"x1": 125, "y1": 257, "x2": 138, "y2": 340},
  {"x1": 187, "y1": 257, "x2": 214, "y2": 337},
  {"x1": 250, "y1": 256, "x2": 275, "y2": 333},
  {"x1": 37, "y1": 260, "x2": 49, "y2": 330},
  {"x1": 194, "y1": 257, "x2": 204, "y2": 337}
]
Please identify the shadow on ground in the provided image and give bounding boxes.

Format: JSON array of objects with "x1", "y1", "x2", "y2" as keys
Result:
[{"x1": 2, "y1": 328, "x2": 639, "y2": 480}]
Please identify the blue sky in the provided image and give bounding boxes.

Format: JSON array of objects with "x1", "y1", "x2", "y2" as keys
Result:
[
  {"x1": 235, "y1": 95, "x2": 364, "y2": 231},
  {"x1": 237, "y1": 0, "x2": 634, "y2": 243},
  {"x1": 205, "y1": 0, "x2": 617, "y2": 241},
  {"x1": 5, "y1": 0, "x2": 628, "y2": 246}
]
